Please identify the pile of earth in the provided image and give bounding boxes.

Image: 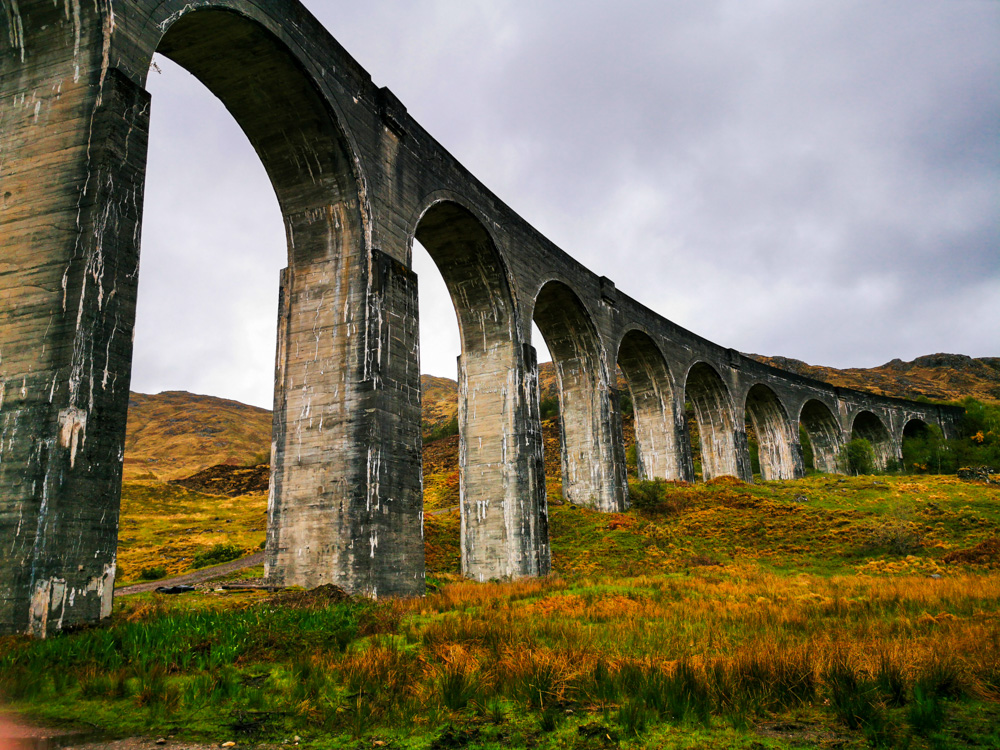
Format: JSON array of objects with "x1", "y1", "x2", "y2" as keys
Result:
[
  {"x1": 169, "y1": 464, "x2": 270, "y2": 497},
  {"x1": 943, "y1": 536, "x2": 1000, "y2": 567}
]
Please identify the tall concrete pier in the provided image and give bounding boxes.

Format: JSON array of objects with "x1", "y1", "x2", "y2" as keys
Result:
[{"x1": 0, "y1": 1, "x2": 961, "y2": 635}]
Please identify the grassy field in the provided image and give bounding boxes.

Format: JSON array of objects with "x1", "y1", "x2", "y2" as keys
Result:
[
  {"x1": 116, "y1": 482, "x2": 268, "y2": 584},
  {"x1": 2, "y1": 473, "x2": 998, "y2": 749}
]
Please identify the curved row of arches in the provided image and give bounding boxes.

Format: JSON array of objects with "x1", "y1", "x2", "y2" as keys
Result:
[
  {"x1": 4, "y1": 0, "x2": 958, "y2": 634},
  {"x1": 409, "y1": 201, "x2": 930, "y2": 505},
  {"x1": 140, "y1": 6, "x2": 940, "y2": 589}
]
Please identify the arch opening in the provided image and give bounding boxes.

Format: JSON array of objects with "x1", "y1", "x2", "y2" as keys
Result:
[
  {"x1": 141, "y1": 8, "x2": 395, "y2": 595},
  {"x1": 903, "y1": 419, "x2": 930, "y2": 439},
  {"x1": 683, "y1": 363, "x2": 743, "y2": 481},
  {"x1": 154, "y1": 8, "x2": 364, "y2": 267},
  {"x1": 744, "y1": 384, "x2": 799, "y2": 481},
  {"x1": 799, "y1": 400, "x2": 842, "y2": 474},
  {"x1": 901, "y1": 418, "x2": 945, "y2": 474},
  {"x1": 616, "y1": 331, "x2": 684, "y2": 481},
  {"x1": 114, "y1": 51, "x2": 283, "y2": 589},
  {"x1": 533, "y1": 281, "x2": 624, "y2": 510},
  {"x1": 414, "y1": 202, "x2": 548, "y2": 579},
  {"x1": 851, "y1": 411, "x2": 895, "y2": 473},
  {"x1": 413, "y1": 203, "x2": 513, "y2": 357}
]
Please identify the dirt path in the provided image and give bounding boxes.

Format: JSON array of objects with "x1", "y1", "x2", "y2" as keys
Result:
[
  {"x1": 115, "y1": 552, "x2": 265, "y2": 596},
  {"x1": 116, "y1": 506, "x2": 459, "y2": 598}
]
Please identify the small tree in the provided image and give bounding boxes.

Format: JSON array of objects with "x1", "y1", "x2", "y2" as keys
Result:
[
  {"x1": 902, "y1": 424, "x2": 946, "y2": 474},
  {"x1": 840, "y1": 438, "x2": 876, "y2": 475}
]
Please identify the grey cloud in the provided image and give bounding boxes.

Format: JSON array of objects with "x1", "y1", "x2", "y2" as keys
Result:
[{"x1": 131, "y1": 1, "x2": 998, "y2": 407}]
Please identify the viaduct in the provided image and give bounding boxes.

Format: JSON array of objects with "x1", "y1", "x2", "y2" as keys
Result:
[{"x1": 0, "y1": 1, "x2": 963, "y2": 636}]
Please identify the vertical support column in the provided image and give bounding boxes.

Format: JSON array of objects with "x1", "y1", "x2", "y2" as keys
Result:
[
  {"x1": 518, "y1": 343, "x2": 550, "y2": 575},
  {"x1": 459, "y1": 339, "x2": 550, "y2": 580},
  {"x1": 0, "y1": 1, "x2": 150, "y2": 636},
  {"x1": 556, "y1": 356, "x2": 628, "y2": 511},
  {"x1": 266, "y1": 248, "x2": 423, "y2": 596},
  {"x1": 733, "y1": 429, "x2": 755, "y2": 482}
]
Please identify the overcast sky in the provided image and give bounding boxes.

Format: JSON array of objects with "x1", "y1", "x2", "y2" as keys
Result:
[{"x1": 134, "y1": 0, "x2": 999, "y2": 409}]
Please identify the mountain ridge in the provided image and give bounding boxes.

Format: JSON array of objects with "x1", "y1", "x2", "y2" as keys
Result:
[{"x1": 124, "y1": 352, "x2": 997, "y2": 479}]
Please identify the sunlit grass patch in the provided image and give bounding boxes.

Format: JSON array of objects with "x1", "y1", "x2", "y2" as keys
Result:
[{"x1": 116, "y1": 481, "x2": 267, "y2": 584}]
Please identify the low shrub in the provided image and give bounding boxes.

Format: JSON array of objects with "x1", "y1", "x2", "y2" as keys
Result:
[
  {"x1": 840, "y1": 438, "x2": 876, "y2": 475},
  {"x1": 629, "y1": 479, "x2": 666, "y2": 511},
  {"x1": 189, "y1": 543, "x2": 244, "y2": 570},
  {"x1": 628, "y1": 479, "x2": 691, "y2": 515},
  {"x1": 438, "y1": 659, "x2": 481, "y2": 710},
  {"x1": 138, "y1": 565, "x2": 167, "y2": 581},
  {"x1": 907, "y1": 684, "x2": 945, "y2": 737}
]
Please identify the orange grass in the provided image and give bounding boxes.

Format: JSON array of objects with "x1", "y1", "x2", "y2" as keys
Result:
[{"x1": 386, "y1": 567, "x2": 1000, "y2": 704}]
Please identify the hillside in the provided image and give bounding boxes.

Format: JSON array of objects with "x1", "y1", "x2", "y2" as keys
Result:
[
  {"x1": 123, "y1": 353, "x2": 997, "y2": 478},
  {"x1": 748, "y1": 352, "x2": 1000, "y2": 404},
  {"x1": 123, "y1": 391, "x2": 272, "y2": 481}
]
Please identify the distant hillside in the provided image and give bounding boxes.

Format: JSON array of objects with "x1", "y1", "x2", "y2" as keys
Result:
[
  {"x1": 125, "y1": 375, "x2": 472, "y2": 480},
  {"x1": 124, "y1": 354, "x2": 995, "y2": 479},
  {"x1": 747, "y1": 353, "x2": 1000, "y2": 404},
  {"x1": 420, "y1": 375, "x2": 460, "y2": 428},
  {"x1": 124, "y1": 392, "x2": 272, "y2": 480}
]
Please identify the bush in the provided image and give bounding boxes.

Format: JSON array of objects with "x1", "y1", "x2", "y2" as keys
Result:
[
  {"x1": 799, "y1": 425, "x2": 815, "y2": 471},
  {"x1": 625, "y1": 444, "x2": 638, "y2": 475},
  {"x1": 839, "y1": 438, "x2": 876, "y2": 475},
  {"x1": 629, "y1": 479, "x2": 692, "y2": 515},
  {"x1": 860, "y1": 517, "x2": 924, "y2": 556},
  {"x1": 138, "y1": 566, "x2": 167, "y2": 581},
  {"x1": 619, "y1": 392, "x2": 633, "y2": 418},
  {"x1": 539, "y1": 397, "x2": 559, "y2": 421},
  {"x1": 629, "y1": 479, "x2": 666, "y2": 511},
  {"x1": 425, "y1": 416, "x2": 459, "y2": 443},
  {"x1": 189, "y1": 543, "x2": 244, "y2": 570},
  {"x1": 902, "y1": 424, "x2": 946, "y2": 474}
]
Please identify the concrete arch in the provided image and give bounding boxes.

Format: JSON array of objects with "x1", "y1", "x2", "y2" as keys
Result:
[
  {"x1": 799, "y1": 399, "x2": 842, "y2": 473},
  {"x1": 413, "y1": 200, "x2": 514, "y2": 351},
  {"x1": 616, "y1": 329, "x2": 686, "y2": 481},
  {"x1": 683, "y1": 362, "x2": 746, "y2": 481},
  {"x1": 903, "y1": 418, "x2": 931, "y2": 439},
  {"x1": 148, "y1": 9, "x2": 411, "y2": 597},
  {"x1": 533, "y1": 281, "x2": 625, "y2": 511},
  {"x1": 744, "y1": 384, "x2": 801, "y2": 480},
  {"x1": 851, "y1": 410, "x2": 896, "y2": 472},
  {"x1": 412, "y1": 200, "x2": 549, "y2": 580},
  {"x1": 154, "y1": 7, "x2": 366, "y2": 267}
]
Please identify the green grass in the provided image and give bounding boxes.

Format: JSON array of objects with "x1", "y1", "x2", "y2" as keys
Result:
[
  {"x1": 7, "y1": 473, "x2": 995, "y2": 748},
  {"x1": 115, "y1": 481, "x2": 267, "y2": 585}
]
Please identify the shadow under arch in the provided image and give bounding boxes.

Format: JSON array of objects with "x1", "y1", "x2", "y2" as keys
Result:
[
  {"x1": 616, "y1": 330, "x2": 686, "y2": 481},
  {"x1": 903, "y1": 418, "x2": 931, "y2": 439},
  {"x1": 683, "y1": 362, "x2": 746, "y2": 481},
  {"x1": 852, "y1": 410, "x2": 896, "y2": 472},
  {"x1": 413, "y1": 201, "x2": 549, "y2": 580},
  {"x1": 799, "y1": 399, "x2": 842, "y2": 473},
  {"x1": 744, "y1": 384, "x2": 801, "y2": 480},
  {"x1": 413, "y1": 201, "x2": 514, "y2": 354},
  {"x1": 533, "y1": 281, "x2": 625, "y2": 511}
]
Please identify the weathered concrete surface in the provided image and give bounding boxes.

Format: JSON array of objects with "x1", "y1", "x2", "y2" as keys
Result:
[{"x1": 0, "y1": 0, "x2": 963, "y2": 635}]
